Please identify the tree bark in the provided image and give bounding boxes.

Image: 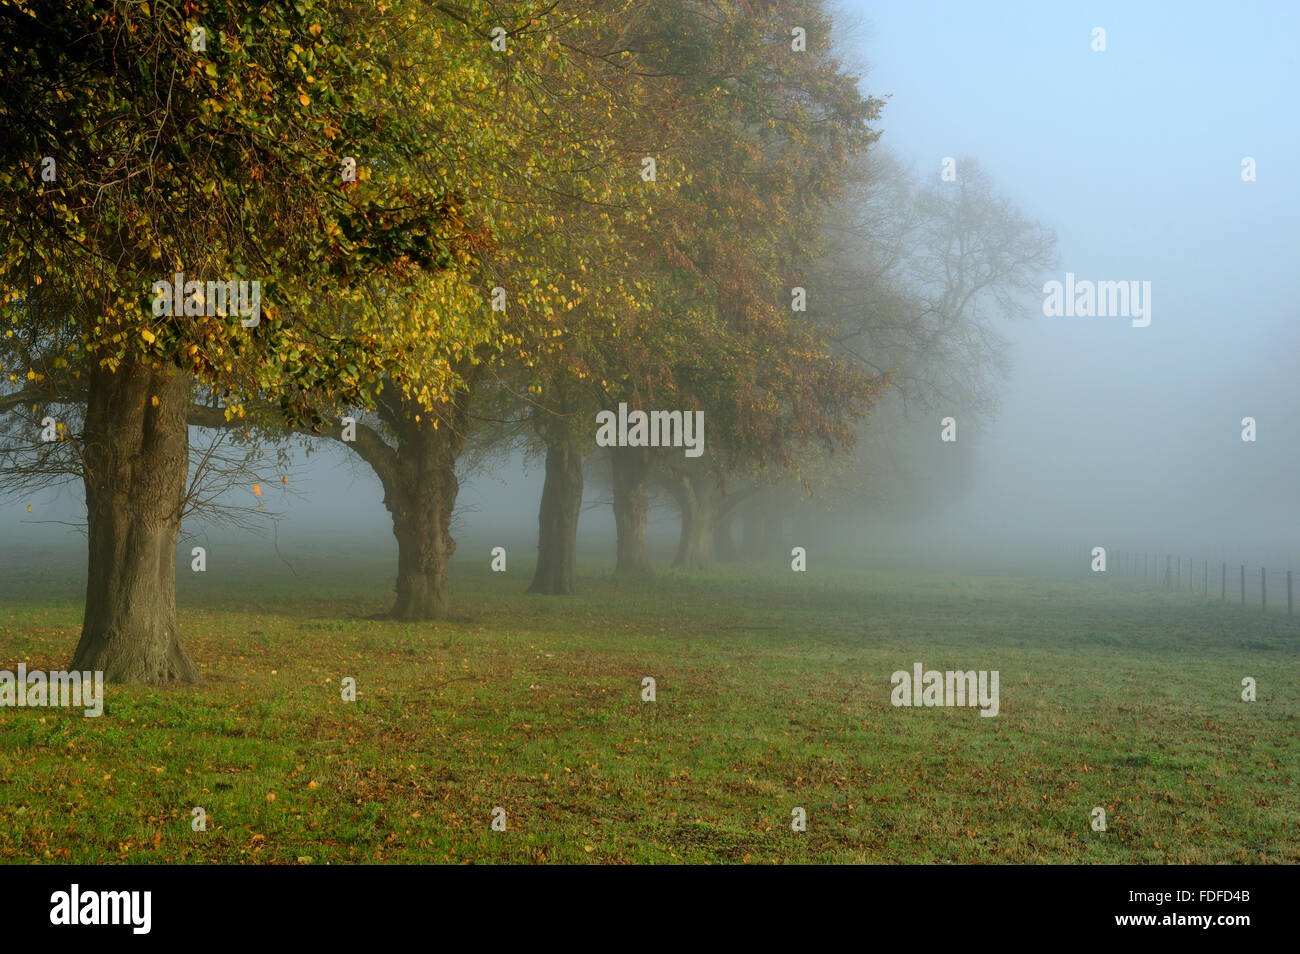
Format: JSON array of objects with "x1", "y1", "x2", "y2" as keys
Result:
[
  {"x1": 668, "y1": 477, "x2": 762, "y2": 570},
  {"x1": 611, "y1": 445, "x2": 652, "y2": 575},
  {"x1": 528, "y1": 426, "x2": 583, "y2": 595},
  {"x1": 192, "y1": 380, "x2": 474, "y2": 622},
  {"x1": 71, "y1": 364, "x2": 200, "y2": 684},
  {"x1": 378, "y1": 389, "x2": 471, "y2": 621},
  {"x1": 669, "y1": 472, "x2": 716, "y2": 570}
]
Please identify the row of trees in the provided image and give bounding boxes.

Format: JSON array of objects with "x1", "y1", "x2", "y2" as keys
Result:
[
  {"x1": 674, "y1": 151, "x2": 1057, "y2": 556},
  {"x1": 0, "y1": 0, "x2": 1052, "y2": 684}
]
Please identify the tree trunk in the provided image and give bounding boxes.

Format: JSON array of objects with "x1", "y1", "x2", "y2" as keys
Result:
[
  {"x1": 528, "y1": 428, "x2": 583, "y2": 595},
  {"x1": 71, "y1": 365, "x2": 200, "y2": 684},
  {"x1": 670, "y1": 473, "x2": 715, "y2": 570},
  {"x1": 611, "y1": 446, "x2": 652, "y2": 575},
  {"x1": 380, "y1": 391, "x2": 470, "y2": 621}
]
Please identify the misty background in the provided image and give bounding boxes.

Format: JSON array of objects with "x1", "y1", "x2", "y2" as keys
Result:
[{"x1": 4, "y1": 0, "x2": 1298, "y2": 575}]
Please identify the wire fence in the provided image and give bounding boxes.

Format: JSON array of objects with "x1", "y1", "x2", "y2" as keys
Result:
[{"x1": 1071, "y1": 545, "x2": 1297, "y2": 617}]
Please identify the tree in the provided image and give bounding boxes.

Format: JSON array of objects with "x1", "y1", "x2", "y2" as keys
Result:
[
  {"x1": 525, "y1": 0, "x2": 889, "y2": 576},
  {"x1": 610, "y1": 445, "x2": 654, "y2": 573},
  {"x1": 0, "y1": 1, "x2": 477, "y2": 681},
  {"x1": 179, "y1": 1, "x2": 691, "y2": 608},
  {"x1": 307, "y1": 1, "x2": 675, "y2": 606},
  {"x1": 824, "y1": 154, "x2": 1056, "y2": 416},
  {"x1": 741, "y1": 151, "x2": 1058, "y2": 538}
]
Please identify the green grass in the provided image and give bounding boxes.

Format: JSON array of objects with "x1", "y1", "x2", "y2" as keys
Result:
[{"x1": 0, "y1": 551, "x2": 1296, "y2": 864}]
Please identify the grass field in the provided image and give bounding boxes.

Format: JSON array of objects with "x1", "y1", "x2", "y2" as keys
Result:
[{"x1": 1, "y1": 546, "x2": 1296, "y2": 864}]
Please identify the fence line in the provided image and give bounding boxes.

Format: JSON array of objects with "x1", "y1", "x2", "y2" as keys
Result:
[{"x1": 1069, "y1": 545, "x2": 1296, "y2": 618}]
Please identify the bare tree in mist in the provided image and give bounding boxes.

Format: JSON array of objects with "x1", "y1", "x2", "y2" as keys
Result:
[{"x1": 720, "y1": 152, "x2": 1058, "y2": 551}]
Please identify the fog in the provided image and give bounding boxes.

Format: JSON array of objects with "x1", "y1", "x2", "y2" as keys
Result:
[
  {"x1": 851, "y1": 0, "x2": 1300, "y2": 567},
  {"x1": 4, "y1": 1, "x2": 1298, "y2": 576}
]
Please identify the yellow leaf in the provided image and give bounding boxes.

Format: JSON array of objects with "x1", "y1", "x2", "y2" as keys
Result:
[{"x1": 141, "y1": 329, "x2": 156, "y2": 345}]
